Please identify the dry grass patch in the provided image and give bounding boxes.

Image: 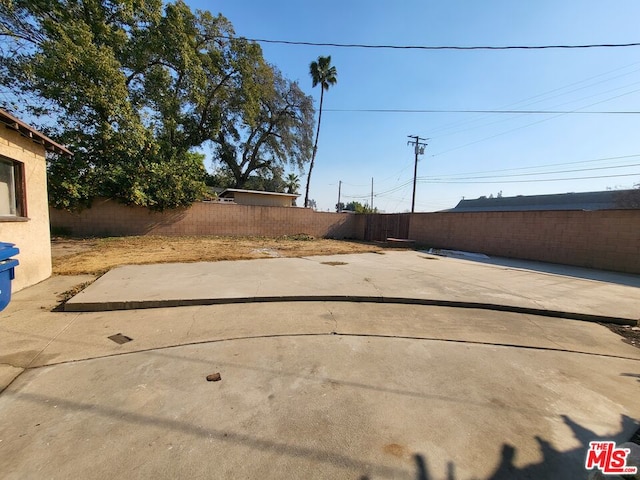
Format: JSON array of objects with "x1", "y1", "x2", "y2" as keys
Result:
[{"x1": 52, "y1": 235, "x2": 385, "y2": 275}]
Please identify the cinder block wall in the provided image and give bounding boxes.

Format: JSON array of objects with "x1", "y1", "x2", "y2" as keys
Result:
[
  {"x1": 408, "y1": 210, "x2": 640, "y2": 274},
  {"x1": 49, "y1": 199, "x2": 640, "y2": 273},
  {"x1": 49, "y1": 198, "x2": 363, "y2": 239}
]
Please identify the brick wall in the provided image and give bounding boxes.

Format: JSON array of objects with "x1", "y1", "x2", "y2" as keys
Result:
[
  {"x1": 49, "y1": 198, "x2": 363, "y2": 239},
  {"x1": 407, "y1": 210, "x2": 640, "y2": 274}
]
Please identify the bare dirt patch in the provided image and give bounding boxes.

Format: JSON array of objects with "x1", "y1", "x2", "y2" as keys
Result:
[
  {"x1": 51, "y1": 237, "x2": 101, "y2": 258},
  {"x1": 604, "y1": 323, "x2": 640, "y2": 349},
  {"x1": 52, "y1": 235, "x2": 386, "y2": 275}
]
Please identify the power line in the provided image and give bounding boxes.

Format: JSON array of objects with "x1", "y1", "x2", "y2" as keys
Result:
[
  {"x1": 423, "y1": 76, "x2": 640, "y2": 144},
  {"x1": 427, "y1": 154, "x2": 640, "y2": 178},
  {"x1": 426, "y1": 61, "x2": 640, "y2": 137},
  {"x1": 419, "y1": 172, "x2": 640, "y2": 184},
  {"x1": 375, "y1": 179, "x2": 415, "y2": 196},
  {"x1": 377, "y1": 194, "x2": 451, "y2": 207},
  {"x1": 325, "y1": 109, "x2": 640, "y2": 114},
  {"x1": 342, "y1": 178, "x2": 414, "y2": 199},
  {"x1": 421, "y1": 162, "x2": 640, "y2": 181},
  {"x1": 221, "y1": 36, "x2": 640, "y2": 51},
  {"x1": 342, "y1": 154, "x2": 640, "y2": 200},
  {"x1": 340, "y1": 154, "x2": 640, "y2": 200},
  {"x1": 341, "y1": 180, "x2": 371, "y2": 187},
  {"x1": 430, "y1": 86, "x2": 640, "y2": 158},
  {"x1": 424, "y1": 62, "x2": 640, "y2": 138},
  {"x1": 372, "y1": 161, "x2": 414, "y2": 185}
]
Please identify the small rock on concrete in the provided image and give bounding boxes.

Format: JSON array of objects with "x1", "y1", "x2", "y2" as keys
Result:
[{"x1": 206, "y1": 372, "x2": 221, "y2": 382}]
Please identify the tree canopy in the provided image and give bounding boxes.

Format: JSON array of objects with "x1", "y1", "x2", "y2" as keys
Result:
[
  {"x1": 213, "y1": 67, "x2": 313, "y2": 188},
  {"x1": 337, "y1": 201, "x2": 377, "y2": 213},
  {"x1": 0, "y1": 0, "x2": 314, "y2": 210}
]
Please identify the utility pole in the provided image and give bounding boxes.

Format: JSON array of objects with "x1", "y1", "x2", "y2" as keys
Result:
[
  {"x1": 371, "y1": 177, "x2": 374, "y2": 211},
  {"x1": 337, "y1": 180, "x2": 342, "y2": 212},
  {"x1": 407, "y1": 135, "x2": 429, "y2": 213}
]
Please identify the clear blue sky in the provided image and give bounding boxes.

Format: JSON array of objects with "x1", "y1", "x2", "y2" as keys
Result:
[{"x1": 191, "y1": 0, "x2": 640, "y2": 212}]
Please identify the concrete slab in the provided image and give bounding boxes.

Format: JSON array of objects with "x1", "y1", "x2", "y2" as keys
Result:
[
  {"x1": 2, "y1": 263, "x2": 640, "y2": 479},
  {"x1": 0, "y1": 364, "x2": 23, "y2": 393},
  {"x1": 64, "y1": 252, "x2": 640, "y2": 324},
  {"x1": 7, "y1": 277, "x2": 640, "y2": 371},
  {"x1": 18, "y1": 303, "x2": 640, "y2": 369},
  {"x1": 0, "y1": 275, "x2": 94, "y2": 368},
  {"x1": 0, "y1": 336, "x2": 638, "y2": 479},
  {"x1": 425, "y1": 252, "x2": 640, "y2": 288}
]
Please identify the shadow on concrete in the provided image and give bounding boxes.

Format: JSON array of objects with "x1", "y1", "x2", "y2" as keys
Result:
[
  {"x1": 423, "y1": 253, "x2": 640, "y2": 289},
  {"x1": 3, "y1": 377, "x2": 638, "y2": 480},
  {"x1": 405, "y1": 414, "x2": 638, "y2": 479},
  {"x1": 8, "y1": 390, "x2": 410, "y2": 478}
]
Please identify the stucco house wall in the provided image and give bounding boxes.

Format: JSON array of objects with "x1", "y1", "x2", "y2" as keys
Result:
[
  {"x1": 219, "y1": 189, "x2": 298, "y2": 207},
  {"x1": 0, "y1": 128, "x2": 52, "y2": 291}
]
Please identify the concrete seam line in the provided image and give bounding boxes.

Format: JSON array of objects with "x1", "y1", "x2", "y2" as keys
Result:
[
  {"x1": 333, "y1": 333, "x2": 640, "y2": 361},
  {"x1": 63, "y1": 296, "x2": 639, "y2": 326},
  {"x1": 26, "y1": 313, "x2": 83, "y2": 368},
  {"x1": 20, "y1": 332, "x2": 640, "y2": 373},
  {"x1": 0, "y1": 367, "x2": 26, "y2": 396}
]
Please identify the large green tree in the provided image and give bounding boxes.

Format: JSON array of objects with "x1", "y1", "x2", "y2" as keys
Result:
[
  {"x1": 304, "y1": 55, "x2": 337, "y2": 208},
  {"x1": 0, "y1": 0, "x2": 309, "y2": 210},
  {"x1": 213, "y1": 67, "x2": 313, "y2": 188},
  {"x1": 1, "y1": 0, "x2": 169, "y2": 208}
]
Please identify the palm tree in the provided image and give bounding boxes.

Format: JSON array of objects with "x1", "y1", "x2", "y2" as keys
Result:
[
  {"x1": 285, "y1": 173, "x2": 300, "y2": 194},
  {"x1": 304, "y1": 55, "x2": 337, "y2": 208}
]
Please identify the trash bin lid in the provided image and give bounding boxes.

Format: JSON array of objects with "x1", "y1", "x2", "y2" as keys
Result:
[{"x1": 0, "y1": 242, "x2": 19, "y2": 261}]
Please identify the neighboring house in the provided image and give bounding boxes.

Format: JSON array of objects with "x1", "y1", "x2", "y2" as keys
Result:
[
  {"x1": 446, "y1": 190, "x2": 640, "y2": 212},
  {"x1": 218, "y1": 188, "x2": 299, "y2": 207},
  {"x1": 0, "y1": 109, "x2": 71, "y2": 291}
]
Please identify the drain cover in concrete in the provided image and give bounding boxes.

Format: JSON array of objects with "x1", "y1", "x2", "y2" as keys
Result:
[{"x1": 107, "y1": 333, "x2": 133, "y2": 345}]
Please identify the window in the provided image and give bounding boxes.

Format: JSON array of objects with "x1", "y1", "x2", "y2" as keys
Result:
[{"x1": 0, "y1": 156, "x2": 26, "y2": 218}]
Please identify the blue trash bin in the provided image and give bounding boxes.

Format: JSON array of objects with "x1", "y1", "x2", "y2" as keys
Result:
[{"x1": 0, "y1": 242, "x2": 19, "y2": 311}]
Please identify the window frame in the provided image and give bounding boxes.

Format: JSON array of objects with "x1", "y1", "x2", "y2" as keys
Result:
[{"x1": 0, "y1": 155, "x2": 28, "y2": 221}]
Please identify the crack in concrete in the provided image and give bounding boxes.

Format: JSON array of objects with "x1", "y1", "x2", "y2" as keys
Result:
[
  {"x1": 184, "y1": 307, "x2": 200, "y2": 340},
  {"x1": 0, "y1": 362, "x2": 22, "y2": 369},
  {"x1": 326, "y1": 307, "x2": 338, "y2": 334},
  {"x1": 363, "y1": 277, "x2": 384, "y2": 297},
  {"x1": 525, "y1": 315, "x2": 566, "y2": 350}
]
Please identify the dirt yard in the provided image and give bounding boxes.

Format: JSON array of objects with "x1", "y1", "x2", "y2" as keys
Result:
[{"x1": 51, "y1": 235, "x2": 387, "y2": 275}]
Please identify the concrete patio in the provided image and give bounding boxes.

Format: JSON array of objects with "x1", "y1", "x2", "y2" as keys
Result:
[{"x1": 0, "y1": 252, "x2": 639, "y2": 479}]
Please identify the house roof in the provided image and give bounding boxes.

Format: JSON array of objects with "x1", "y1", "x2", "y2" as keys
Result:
[
  {"x1": 448, "y1": 190, "x2": 638, "y2": 212},
  {"x1": 0, "y1": 109, "x2": 72, "y2": 156},
  {"x1": 220, "y1": 188, "x2": 299, "y2": 198}
]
